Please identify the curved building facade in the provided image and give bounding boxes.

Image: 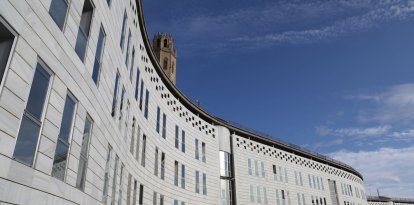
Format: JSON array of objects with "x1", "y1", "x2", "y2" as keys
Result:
[{"x1": 0, "y1": 0, "x2": 368, "y2": 205}]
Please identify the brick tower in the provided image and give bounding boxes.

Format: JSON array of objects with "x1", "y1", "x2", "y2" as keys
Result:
[{"x1": 152, "y1": 33, "x2": 177, "y2": 84}]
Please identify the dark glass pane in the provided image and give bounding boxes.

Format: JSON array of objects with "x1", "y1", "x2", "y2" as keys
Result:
[
  {"x1": 0, "y1": 21, "x2": 15, "y2": 82},
  {"x1": 52, "y1": 140, "x2": 69, "y2": 180},
  {"x1": 92, "y1": 58, "x2": 100, "y2": 84},
  {"x1": 111, "y1": 73, "x2": 120, "y2": 116},
  {"x1": 144, "y1": 90, "x2": 149, "y2": 118},
  {"x1": 26, "y1": 64, "x2": 51, "y2": 120},
  {"x1": 120, "y1": 12, "x2": 127, "y2": 48},
  {"x1": 80, "y1": 117, "x2": 92, "y2": 157},
  {"x1": 134, "y1": 69, "x2": 140, "y2": 100},
  {"x1": 58, "y1": 95, "x2": 76, "y2": 144},
  {"x1": 95, "y1": 28, "x2": 105, "y2": 61},
  {"x1": 49, "y1": 0, "x2": 68, "y2": 30},
  {"x1": 13, "y1": 115, "x2": 41, "y2": 166},
  {"x1": 75, "y1": 29, "x2": 88, "y2": 60}
]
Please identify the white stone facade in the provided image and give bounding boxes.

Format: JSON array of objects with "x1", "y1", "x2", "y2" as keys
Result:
[{"x1": 0, "y1": 0, "x2": 369, "y2": 205}]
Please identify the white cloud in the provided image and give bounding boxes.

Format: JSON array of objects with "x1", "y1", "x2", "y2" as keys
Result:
[
  {"x1": 314, "y1": 139, "x2": 344, "y2": 149},
  {"x1": 316, "y1": 125, "x2": 391, "y2": 139},
  {"x1": 329, "y1": 147, "x2": 414, "y2": 198},
  {"x1": 350, "y1": 84, "x2": 414, "y2": 123}
]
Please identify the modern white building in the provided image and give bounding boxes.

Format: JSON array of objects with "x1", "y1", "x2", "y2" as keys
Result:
[
  {"x1": 0, "y1": 0, "x2": 369, "y2": 205},
  {"x1": 368, "y1": 196, "x2": 414, "y2": 205}
]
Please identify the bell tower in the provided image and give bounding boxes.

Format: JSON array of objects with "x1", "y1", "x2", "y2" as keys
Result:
[{"x1": 152, "y1": 33, "x2": 177, "y2": 85}]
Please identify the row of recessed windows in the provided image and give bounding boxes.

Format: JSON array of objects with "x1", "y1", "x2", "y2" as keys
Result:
[
  {"x1": 248, "y1": 159, "x2": 266, "y2": 178},
  {"x1": 311, "y1": 196, "x2": 327, "y2": 205},
  {"x1": 341, "y1": 183, "x2": 353, "y2": 197},
  {"x1": 308, "y1": 174, "x2": 325, "y2": 191},
  {"x1": 273, "y1": 164, "x2": 288, "y2": 183},
  {"x1": 294, "y1": 171, "x2": 304, "y2": 186},
  {"x1": 194, "y1": 170, "x2": 207, "y2": 195},
  {"x1": 250, "y1": 185, "x2": 269, "y2": 204}
]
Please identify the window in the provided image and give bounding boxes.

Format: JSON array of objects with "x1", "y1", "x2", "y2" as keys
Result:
[
  {"x1": 130, "y1": 118, "x2": 136, "y2": 154},
  {"x1": 162, "y1": 114, "x2": 167, "y2": 138},
  {"x1": 175, "y1": 125, "x2": 179, "y2": 149},
  {"x1": 163, "y1": 39, "x2": 168, "y2": 48},
  {"x1": 160, "y1": 195, "x2": 164, "y2": 205},
  {"x1": 195, "y1": 139, "x2": 199, "y2": 160},
  {"x1": 144, "y1": 89, "x2": 149, "y2": 119},
  {"x1": 92, "y1": 26, "x2": 106, "y2": 84},
  {"x1": 154, "y1": 147, "x2": 159, "y2": 176},
  {"x1": 75, "y1": 0, "x2": 94, "y2": 60},
  {"x1": 134, "y1": 68, "x2": 140, "y2": 100},
  {"x1": 119, "y1": 86, "x2": 125, "y2": 121},
  {"x1": 138, "y1": 80, "x2": 144, "y2": 110},
  {"x1": 111, "y1": 72, "x2": 120, "y2": 117},
  {"x1": 120, "y1": 11, "x2": 127, "y2": 49},
  {"x1": 107, "y1": 0, "x2": 111, "y2": 6},
  {"x1": 141, "y1": 134, "x2": 146, "y2": 167},
  {"x1": 153, "y1": 192, "x2": 157, "y2": 205},
  {"x1": 174, "y1": 161, "x2": 179, "y2": 186},
  {"x1": 255, "y1": 160, "x2": 259, "y2": 176},
  {"x1": 174, "y1": 200, "x2": 178, "y2": 205},
  {"x1": 181, "y1": 164, "x2": 185, "y2": 189},
  {"x1": 125, "y1": 30, "x2": 131, "y2": 66},
  {"x1": 49, "y1": 0, "x2": 69, "y2": 30},
  {"x1": 0, "y1": 16, "x2": 15, "y2": 85},
  {"x1": 276, "y1": 189, "x2": 280, "y2": 205},
  {"x1": 181, "y1": 130, "x2": 185, "y2": 153},
  {"x1": 250, "y1": 185, "x2": 254, "y2": 202},
  {"x1": 129, "y1": 47, "x2": 135, "y2": 81},
  {"x1": 160, "y1": 152, "x2": 165, "y2": 180},
  {"x1": 103, "y1": 145, "x2": 112, "y2": 202},
  {"x1": 156, "y1": 106, "x2": 160, "y2": 133},
  {"x1": 133, "y1": 180, "x2": 137, "y2": 205},
  {"x1": 201, "y1": 142, "x2": 206, "y2": 162},
  {"x1": 220, "y1": 179, "x2": 233, "y2": 205},
  {"x1": 299, "y1": 172, "x2": 303, "y2": 186},
  {"x1": 257, "y1": 186, "x2": 261, "y2": 203},
  {"x1": 135, "y1": 126, "x2": 141, "y2": 161},
  {"x1": 163, "y1": 58, "x2": 168, "y2": 70},
  {"x1": 261, "y1": 162, "x2": 266, "y2": 178},
  {"x1": 295, "y1": 171, "x2": 298, "y2": 185},
  {"x1": 118, "y1": 164, "x2": 124, "y2": 205},
  {"x1": 76, "y1": 115, "x2": 93, "y2": 190},
  {"x1": 195, "y1": 171, "x2": 199, "y2": 193},
  {"x1": 248, "y1": 159, "x2": 252, "y2": 175},
  {"x1": 13, "y1": 62, "x2": 51, "y2": 166},
  {"x1": 52, "y1": 92, "x2": 77, "y2": 181},
  {"x1": 263, "y1": 187, "x2": 268, "y2": 204},
  {"x1": 139, "y1": 184, "x2": 144, "y2": 205},
  {"x1": 220, "y1": 151, "x2": 231, "y2": 177},
  {"x1": 111, "y1": 155, "x2": 119, "y2": 205},
  {"x1": 202, "y1": 173, "x2": 207, "y2": 195},
  {"x1": 127, "y1": 174, "x2": 132, "y2": 205},
  {"x1": 156, "y1": 39, "x2": 161, "y2": 48}
]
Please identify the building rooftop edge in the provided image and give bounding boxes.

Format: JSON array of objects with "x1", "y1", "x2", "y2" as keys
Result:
[{"x1": 135, "y1": 0, "x2": 364, "y2": 180}]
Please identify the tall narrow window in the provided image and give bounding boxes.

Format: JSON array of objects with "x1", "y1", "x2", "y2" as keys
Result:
[
  {"x1": 257, "y1": 187, "x2": 261, "y2": 203},
  {"x1": 49, "y1": 0, "x2": 69, "y2": 30},
  {"x1": 0, "y1": 16, "x2": 15, "y2": 85},
  {"x1": 160, "y1": 152, "x2": 165, "y2": 180},
  {"x1": 152, "y1": 192, "x2": 157, "y2": 205},
  {"x1": 263, "y1": 187, "x2": 268, "y2": 204},
  {"x1": 175, "y1": 126, "x2": 179, "y2": 149},
  {"x1": 162, "y1": 114, "x2": 167, "y2": 138},
  {"x1": 52, "y1": 92, "x2": 77, "y2": 181},
  {"x1": 160, "y1": 195, "x2": 164, "y2": 205},
  {"x1": 144, "y1": 90, "x2": 149, "y2": 119},
  {"x1": 129, "y1": 47, "x2": 135, "y2": 81},
  {"x1": 141, "y1": 134, "x2": 146, "y2": 167},
  {"x1": 13, "y1": 62, "x2": 51, "y2": 166},
  {"x1": 75, "y1": 0, "x2": 94, "y2": 60},
  {"x1": 133, "y1": 180, "x2": 137, "y2": 205},
  {"x1": 156, "y1": 106, "x2": 160, "y2": 133},
  {"x1": 174, "y1": 161, "x2": 179, "y2": 186},
  {"x1": 261, "y1": 162, "x2": 266, "y2": 178},
  {"x1": 118, "y1": 164, "x2": 124, "y2": 205},
  {"x1": 195, "y1": 171, "x2": 199, "y2": 193},
  {"x1": 250, "y1": 185, "x2": 254, "y2": 202},
  {"x1": 154, "y1": 147, "x2": 159, "y2": 176},
  {"x1": 120, "y1": 11, "x2": 127, "y2": 49},
  {"x1": 195, "y1": 139, "x2": 199, "y2": 160},
  {"x1": 134, "y1": 68, "x2": 140, "y2": 100},
  {"x1": 202, "y1": 173, "x2": 207, "y2": 195},
  {"x1": 92, "y1": 26, "x2": 106, "y2": 84},
  {"x1": 163, "y1": 58, "x2": 168, "y2": 70},
  {"x1": 135, "y1": 126, "x2": 141, "y2": 161},
  {"x1": 139, "y1": 80, "x2": 144, "y2": 110},
  {"x1": 103, "y1": 145, "x2": 112, "y2": 202},
  {"x1": 76, "y1": 115, "x2": 93, "y2": 190},
  {"x1": 119, "y1": 86, "x2": 125, "y2": 121},
  {"x1": 181, "y1": 130, "x2": 185, "y2": 153},
  {"x1": 201, "y1": 142, "x2": 206, "y2": 162},
  {"x1": 248, "y1": 159, "x2": 252, "y2": 175},
  {"x1": 127, "y1": 174, "x2": 132, "y2": 205},
  {"x1": 130, "y1": 118, "x2": 136, "y2": 154},
  {"x1": 107, "y1": 0, "x2": 112, "y2": 6},
  {"x1": 181, "y1": 164, "x2": 185, "y2": 189},
  {"x1": 125, "y1": 30, "x2": 132, "y2": 66},
  {"x1": 111, "y1": 155, "x2": 119, "y2": 205},
  {"x1": 138, "y1": 184, "x2": 144, "y2": 205},
  {"x1": 255, "y1": 160, "x2": 259, "y2": 177},
  {"x1": 111, "y1": 72, "x2": 120, "y2": 117}
]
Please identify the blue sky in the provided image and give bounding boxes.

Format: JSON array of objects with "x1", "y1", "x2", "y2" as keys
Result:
[{"x1": 142, "y1": 0, "x2": 414, "y2": 197}]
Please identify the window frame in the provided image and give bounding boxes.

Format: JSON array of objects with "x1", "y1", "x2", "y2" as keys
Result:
[
  {"x1": 0, "y1": 15, "x2": 18, "y2": 93},
  {"x1": 75, "y1": 0, "x2": 95, "y2": 62},
  {"x1": 49, "y1": 0, "x2": 71, "y2": 31}
]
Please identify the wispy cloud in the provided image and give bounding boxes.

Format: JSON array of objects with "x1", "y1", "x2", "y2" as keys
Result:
[
  {"x1": 348, "y1": 84, "x2": 414, "y2": 123},
  {"x1": 329, "y1": 146, "x2": 414, "y2": 198},
  {"x1": 148, "y1": 0, "x2": 414, "y2": 55},
  {"x1": 316, "y1": 125, "x2": 391, "y2": 139}
]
